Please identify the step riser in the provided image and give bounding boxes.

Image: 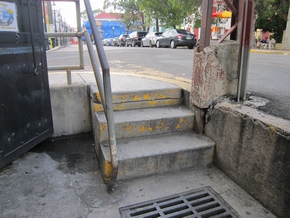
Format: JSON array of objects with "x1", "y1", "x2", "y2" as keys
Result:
[
  {"x1": 90, "y1": 87, "x2": 183, "y2": 105},
  {"x1": 98, "y1": 143, "x2": 214, "y2": 182},
  {"x1": 95, "y1": 116, "x2": 194, "y2": 143},
  {"x1": 93, "y1": 98, "x2": 183, "y2": 112}
]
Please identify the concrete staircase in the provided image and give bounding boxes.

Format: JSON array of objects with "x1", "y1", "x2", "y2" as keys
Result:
[{"x1": 90, "y1": 83, "x2": 215, "y2": 183}]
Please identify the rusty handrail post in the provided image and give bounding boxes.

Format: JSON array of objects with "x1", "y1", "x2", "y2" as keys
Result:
[
  {"x1": 199, "y1": 0, "x2": 213, "y2": 51},
  {"x1": 237, "y1": 0, "x2": 254, "y2": 101},
  {"x1": 83, "y1": 0, "x2": 118, "y2": 194}
]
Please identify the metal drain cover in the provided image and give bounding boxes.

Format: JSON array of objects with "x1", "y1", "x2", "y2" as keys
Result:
[{"x1": 119, "y1": 186, "x2": 239, "y2": 218}]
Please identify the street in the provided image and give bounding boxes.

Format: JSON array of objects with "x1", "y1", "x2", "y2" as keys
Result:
[{"x1": 47, "y1": 45, "x2": 290, "y2": 120}]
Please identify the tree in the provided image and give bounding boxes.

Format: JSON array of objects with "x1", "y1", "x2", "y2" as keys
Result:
[
  {"x1": 104, "y1": 0, "x2": 145, "y2": 32},
  {"x1": 105, "y1": 0, "x2": 202, "y2": 32},
  {"x1": 255, "y1": 0, "x2": 290, "y2": 43},
  {"x1": 80, "y1": 9, "x2": 103, "y2": 21}
]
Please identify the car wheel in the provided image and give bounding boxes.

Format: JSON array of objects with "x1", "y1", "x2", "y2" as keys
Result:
[
  {"x1": 149, "y1": 41, "x2": 152, "y2": 48},
  {"x1": 156, "y1": 41, "x2": 160, "y2": 48},
  {"x1": 170, "y1": 40, "x2": 176, "y2": 49},
  {"x1": 188, "y1": 45, "x2": 194, "y2": 49}
]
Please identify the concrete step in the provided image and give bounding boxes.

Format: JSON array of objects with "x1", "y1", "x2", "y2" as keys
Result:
[
  {"x1": 90, "y1": 85, "x2": 183, "y2": 112},
  {"x1": 97, "y1": 132, "x2": 215, "y2": 182},
  {"x1": 92, "y1": 106, "x2": 195, "y2": 145}
]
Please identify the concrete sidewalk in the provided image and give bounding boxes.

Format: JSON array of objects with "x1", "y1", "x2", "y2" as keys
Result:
[
  {"x1": 0, "y1": 72, "x2": 277, "y2": 218},
  {"x1": 0, "y1": 133, "x2": 276, "y2": 218}
]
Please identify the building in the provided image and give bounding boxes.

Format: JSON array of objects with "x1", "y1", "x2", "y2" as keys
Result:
[{"x1": 94, "y1": 12, "x2": 127, "y2": 39}]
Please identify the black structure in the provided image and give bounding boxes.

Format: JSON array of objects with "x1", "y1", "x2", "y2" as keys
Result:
[{"x1": 0, "y1": 0, "x2": 53, "y2": 168}]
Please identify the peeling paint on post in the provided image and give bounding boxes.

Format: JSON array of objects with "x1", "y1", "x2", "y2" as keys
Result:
[{"x1": 192, "y1": 42, "x2": 239, "y2": 109}]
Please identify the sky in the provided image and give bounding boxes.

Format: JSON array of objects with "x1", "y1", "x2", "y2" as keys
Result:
[{"x1": 55, "y1": 0, "x2": 104, "y2": 28}]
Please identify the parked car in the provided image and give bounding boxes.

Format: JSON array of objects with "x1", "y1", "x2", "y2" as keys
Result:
[
  {"x1": 102, "y1": 38, "x2": 113, "y2": 46},
  {"x1": 117, "y1": 34, "x2": 128, "y2": 46},
  {"x1": 156, "y1": 29, "x2": 196, "y2": 49},
  {"x1": 141, "y1": 32, "x2": 163, "y2": 47},
  {"x1": 112, "y1": 37, "x2": 119, "y2": 46},
  {"x1": 125, "y1": 31, "x2": 147, "y2": 47}
]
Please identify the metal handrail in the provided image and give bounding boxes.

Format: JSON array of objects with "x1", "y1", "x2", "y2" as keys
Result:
[
  {"x1": 43, "y1": 0, "x2": 118, "y2": 193},
  {"x1": 84, "y1": 0, "x2": 118, "y2": 194}
]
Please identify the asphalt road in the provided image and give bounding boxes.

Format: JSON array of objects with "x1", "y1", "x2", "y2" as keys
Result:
[{"x1": 47, "y1": 45, "x2": 290, "y2": 120}]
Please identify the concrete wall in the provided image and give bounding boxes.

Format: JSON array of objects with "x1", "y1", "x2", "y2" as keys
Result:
[
  {"x1": 204, "y1": 101, "x2": 290, "y2": 218},
  {"x1": 50, "y1": 84, "x2": 91, "y2": 137}
]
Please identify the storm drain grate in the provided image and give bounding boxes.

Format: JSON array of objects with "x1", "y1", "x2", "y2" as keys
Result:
[{"x1": 119, "y1": 186, "x2": 239, "y2": 218}]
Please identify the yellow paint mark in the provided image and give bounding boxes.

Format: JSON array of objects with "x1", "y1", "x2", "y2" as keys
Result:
[
  {"x1": 156, "y1": 93, "x2": 167, "y2": 99},
  {"x1": 115, "y1": 104, "x2": 126, "y2": 111},
  {"x1": 139, "y1": 125, "x2": 153, "y2": 133},
  {"x1": 148, "y1": 101, "x2": 157, "y2": 106},
  {"x1": 156, "y1": 120, "x2": 165, "y2": 129},
  {"x1": 100, "y1": 123, "x2": 108, "y2": 135},
  {"x1": 96, "y1": 93, "x2": 101, "y2": 100},
  {"x1": 142, "y1": 94, "x2": 150, "y2": 100},
  {"x1": 94, "y1": 104, "x2": 103, "y2": 112},
  {"x1": 133, "y1": 94, "x2": 139, "y2": 101},
  {"x1": 103, "y1": 160, "x2": 112, "y2": 182},
  {"x1": 165, "y1": 126, "x2": 170, "y2": 130},
  {"x1": 176, "y1": 124, "x2": 181, "y2": 129},
  {"x1": 179, "y1": 118, "x2": 186, "y2": 123},
  {"x1": 146, "y1": 163, "x2": 153, "y2": 169},
  {"x1": 124, "y1": 125, "x2": 133, "y2": 134}
]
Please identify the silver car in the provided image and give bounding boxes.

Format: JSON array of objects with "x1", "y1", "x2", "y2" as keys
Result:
[{"x1": 141, "y1": 32, "x2": 163, "y2": 47}]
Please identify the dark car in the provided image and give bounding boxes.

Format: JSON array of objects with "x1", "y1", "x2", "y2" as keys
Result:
[
  {"x1": 141, "y1": 32, "x2": 163, "y2": 47},
  {"x1": 117, "y1": 34, "x2": 128, "y2": 46},
  {"x1": 125, "y1": 31, "x2": 148, "y2": 47},
  {"x1": 156, "y1": 29, "x2": 196, "y2": 49}
]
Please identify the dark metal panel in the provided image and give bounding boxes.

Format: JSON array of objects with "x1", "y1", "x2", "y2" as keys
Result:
[{"x1": 0, "y1": 0, "x2": 53, "y2": 168}]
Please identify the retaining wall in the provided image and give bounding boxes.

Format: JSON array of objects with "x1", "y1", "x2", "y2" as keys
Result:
[{"x1": 204, "y1": 101, "x2": 290, "y2": 218}]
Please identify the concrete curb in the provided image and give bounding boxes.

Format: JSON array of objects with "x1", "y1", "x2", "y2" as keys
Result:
[{"x1": 251, "y1": 49, "x2": 290, "y2": 55}]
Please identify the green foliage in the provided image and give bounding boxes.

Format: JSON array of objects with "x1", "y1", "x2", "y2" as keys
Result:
[
  {"x1": 255, "y1": 0, "x2": 290, "y2": 42},
  {"x1": 104, "y1": 0, "x2": 145, "y2": 31},
  {"x1": 104, "y1": 0, "x2": 202, "y2": 31}
]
